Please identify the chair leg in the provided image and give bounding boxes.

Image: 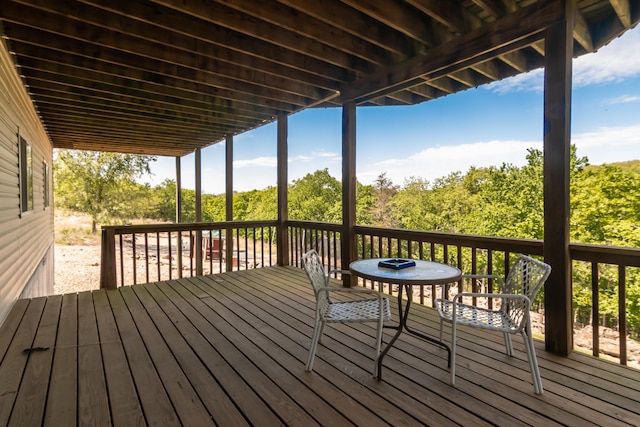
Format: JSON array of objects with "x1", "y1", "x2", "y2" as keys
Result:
[
  {"x1": 318, "y1": 322, "x2": 326, "y2": 343},
  {"x1": 373, "y1": 317, "x2": 384, "y2": 377},
  {"x1": 450, "y1": 321, "x2": 457, "y2": 385},
  {"x1": 504, "y1": 332, "x2": 514, "y2": 356},
  {"x1": 306, "y1": 319, "x2": 324, "y2": 372},
  {"x1": 439, "y1": 318, "x2": 444, "y2": 341},
  {"x1": 522, "y1": 328, "x2": 544, "y2": 394}
]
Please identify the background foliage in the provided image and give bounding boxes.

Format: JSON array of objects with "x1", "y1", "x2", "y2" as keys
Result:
[{"x1": 54, "y1": 148, "x2": 640, "y2": 337}]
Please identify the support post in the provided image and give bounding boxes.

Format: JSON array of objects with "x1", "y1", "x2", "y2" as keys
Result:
[
  {"x1": 175, "y1": 155, "x2": 185, "y2": 277},
  {"x1": 276, "y1": 112, "x2": 289, "y2": 266},
  {"x1": 225, "y1": 135, "x2": 234, "y2": 270},
  {"x1": 341, "y1": 102, "x2": 357, "y2": 287},
  {"x1": 543, "y1": 0, "x2": 574, "y2": 356},
  {"x1": 100, "y1": 228, "x2": 116, "y2": 289},
  {"x1": 195, "y1": 148, "x2": 202, "y2": 276},
  {"x1": 175, "y1": 156, "x2": 182, "y2": 223}
]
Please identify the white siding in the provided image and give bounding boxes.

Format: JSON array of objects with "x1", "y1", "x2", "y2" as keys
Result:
[{"x1": 0, "y1": 37, "x2": 54, "y2": 325}]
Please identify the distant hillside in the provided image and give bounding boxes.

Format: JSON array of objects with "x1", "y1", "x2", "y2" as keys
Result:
[
  {"x1": 608, "y1": 160, "x2": 640, "y2": 174},
  {"x1": 585, "y1": 160, "x2": 640, "y2": 174}
]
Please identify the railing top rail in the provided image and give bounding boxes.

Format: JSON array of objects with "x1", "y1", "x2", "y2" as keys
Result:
[
  {"x1": 355, "y1": 225, "x2": 544, "y2": 255},
  {"x1": 102, "y1": 220, "x2": 278, "y2": 234},
  {"x1": 570, "y1": 243, "x2": 640, "y2": 267},
  {"x1": 286, "y1": 220, "x2": 342, "y2": 232}
]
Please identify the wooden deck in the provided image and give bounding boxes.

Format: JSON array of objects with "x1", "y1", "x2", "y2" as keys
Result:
[{"x1": 1, "y1": 266, "x2": 640, "y2": 426}]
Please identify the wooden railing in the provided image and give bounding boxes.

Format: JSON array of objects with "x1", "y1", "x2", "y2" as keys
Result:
[
  {"x1": 100, "y1": 221, "x2": 277, "y2": 288},
  {"x1": 102, "y1": 219, "x2": 640, "y2": 366},
  {"x1": 287, "y1": 220, "x2": 640, "y2": 366}
]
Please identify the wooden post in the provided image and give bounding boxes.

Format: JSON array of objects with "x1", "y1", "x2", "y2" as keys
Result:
[
  {"x1": 341, "y1": 102, "x2": 357, "y2": 287},
  {"x1": 195, "y1": 148, "x2": 202, "y2": 276},
  {"x1": 276, "y1": 112, "x2": 289, "y2": 266},
  {"x1": 175, "y1": 156, "x2": 182, "y2": 223},
  {"x1": 225, "y1": 135, "x2": 234, "y2": 271},
  {"x1": 100, "y1": 228, "x2": 116, "y2": 289},
  {"x1": 543, "y1": 0, "x2": 574, "y2": 356}
]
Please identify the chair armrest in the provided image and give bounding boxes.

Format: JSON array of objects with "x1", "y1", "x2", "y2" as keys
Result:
[
  {"x1": 328, "y1": 269, "x2": 351, "y2": 276},
  {"x1": 453, "y1": 292, "x2": 530, "y2": 305},
  {"x1": 462, "y1": 274, "x2": 504, "y2": 283},
  {"x1": 320, "y1": 286, "x2": 385, "y2": 297},
  {"x1": 319, "y1": 287, "x2": 387, "y2": 305},
  {"x1": 461, "y1": 274, "x2": 505, "y2": 293}
]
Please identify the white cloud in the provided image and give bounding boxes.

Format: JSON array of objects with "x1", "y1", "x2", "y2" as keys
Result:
[
  {"x1": 311, "y1": 151, "x2": 340, "y2": 160},
  {"x1": 357, "y1": 123, "x2": 640, "y2": 187},
  {"x1": 288, "y1": 154, "x2": 312, "y2": 163},
  {"x1": 573, "y1": 29, "x2": 640, "y2": 86},
  {"x1": 147, "y1": 123, "x2": 640, "y2": 193},
  {"x1": 233, "y1": 156, "x2": 277, "y2": 168},
  {"x1": 358, "y1": 139, "x2": 538, "y2": 186},
  {"x1": 606, "y1": 95, "x2": 640, "y2": 104},
  {"x1": 488, "y1": 26, "x2": 640, "y2": 94}
]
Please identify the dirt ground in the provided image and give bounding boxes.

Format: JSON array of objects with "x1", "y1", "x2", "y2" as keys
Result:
[{"x1": 54, "y1": 244, "x2": 102, "y2": 294}]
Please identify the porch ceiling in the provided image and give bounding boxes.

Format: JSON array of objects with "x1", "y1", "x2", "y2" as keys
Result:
[{"x1": 0, "y1": 0, "x2": 638, "y2": 156}]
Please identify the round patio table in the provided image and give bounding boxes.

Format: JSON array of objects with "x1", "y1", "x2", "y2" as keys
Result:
[{"x1": 349, "y1": 258, "x2": 462, "y2": 380}]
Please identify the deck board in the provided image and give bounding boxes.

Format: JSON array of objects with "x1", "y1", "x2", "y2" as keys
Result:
[
  {"x1": 44, "y1": 293, "x2": 78, "y2": 427},
  {"x1": 132, "y1": 284, "x2": 250, "y2": 427},
  {"x1": 1, "y1": 266, "x2": 640, "y2": 426}
]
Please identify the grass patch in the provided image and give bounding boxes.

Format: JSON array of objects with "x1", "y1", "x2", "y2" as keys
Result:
[{"x1": 55, "y1": 209, "x2": 101, "y2": 245}]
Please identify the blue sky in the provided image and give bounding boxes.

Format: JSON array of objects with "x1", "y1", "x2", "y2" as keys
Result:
[{"x1": 143, "y1": 26, "x2": 640, "y2": 195}]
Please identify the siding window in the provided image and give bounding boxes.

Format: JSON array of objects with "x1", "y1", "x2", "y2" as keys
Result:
[
  {"x1": 19, "y1": 134, "x2": 33, "y2": 213},
  {"x1": 43, "y1": 161, "x2": 50, "y2": 208}
]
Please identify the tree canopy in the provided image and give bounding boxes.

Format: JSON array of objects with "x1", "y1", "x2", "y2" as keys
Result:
[
  {"x1": 53, "y1": 146, "x2": 640, "y2": 337},
  {"x1": 54, "y1": 150, "x2": 156, "y2": 232}
]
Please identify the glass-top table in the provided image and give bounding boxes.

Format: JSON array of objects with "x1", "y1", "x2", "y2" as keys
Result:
[{"x1": 349, "y1": 258, "x2": 462, "y2": 380}]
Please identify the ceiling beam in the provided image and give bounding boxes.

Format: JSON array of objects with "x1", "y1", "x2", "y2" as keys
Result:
[
  {"x1": 80, "y1": 0, "x2": 350, "y2": 82},
  {"x1": 214, "y1": 0, "x2": 392, "y2": 66},
  {"x1": 610, "y1": 0, "x2": 632, "y2": 28},
  {"x1": 574, "y1": 8, "x2": 595, "y2": 52},
  {"x1": 275, "y1": 0, "x2": 413, "y2": 56},
  {"x1": 339, "y1": 0, "x2": 440, "y2": 47},
  {"x1": 340, "y1": 0, "x2": 562, "y2": 104},
  {"x1": 469, "y1": 0, "x2": 508, "y2": 17},
  {"x1": 405, "y1": 0, "x2": 469, "y2": 34},
  {"x1": 153, "y1": 0, "x2": 373, "y2": 73}
]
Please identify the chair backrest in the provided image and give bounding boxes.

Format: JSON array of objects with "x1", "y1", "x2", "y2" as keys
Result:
[
  {"x1": 502, "y1": 255, "x2": 552, "y2": 326},
  {"x1": 302, "y1": 250, "x2": 329, "y2": 306}
]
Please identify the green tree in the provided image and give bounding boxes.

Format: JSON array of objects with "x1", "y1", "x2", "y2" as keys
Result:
[
  {"x1": 289, "y1": 169, "x2": 342, "y2": 222},
  {"x1": 369, "y1": 173, "x2": 399, "y2": 226},
  {"x1": 571, "y1": 164, "x2": 640, "y2": 246},
  {"x1": 148, "y1": 179, "x2": 177, "y2": 221},
  {"x1": 202, "y1": 193, "x2": 226, "y2": 222},
  {"x1": 54, "y1": 150, "x2": 156, "y2": 232}
]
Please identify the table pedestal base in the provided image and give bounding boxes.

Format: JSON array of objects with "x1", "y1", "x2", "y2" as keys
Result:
[{"x1": 376, "y1": 284, "x2": 451, "y2": 380}]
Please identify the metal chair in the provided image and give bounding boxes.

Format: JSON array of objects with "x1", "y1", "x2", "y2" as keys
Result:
[
  {"x1": 435, "y1": 255, "x2": 551, "y2": 394},
  {"x1": 302, "y1": 249, "x2": 391, "y2": 376}
]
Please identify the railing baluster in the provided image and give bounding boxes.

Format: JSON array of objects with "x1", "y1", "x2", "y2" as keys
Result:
[
  {"x1": 592, "y1": 262, "x2": 600, "y2": 357},
  {"x1": 144, "y1": 233, "x2": 149, "y2": 284},
  {"x1": 100, "y1": 220, "x2": 640, "y2": 367},
  {"x1": 168, "y1": 231, "x2": 172, "y2": 280},
  {"x1": 156, "y1": 231, "x2": 161, "y2": 281},
  {"x1": 119, "y1": 234, "x2": 124, "y2": 287},
  {"x1": 619, "y1": 264, "x2": 627, "y2": 365}
]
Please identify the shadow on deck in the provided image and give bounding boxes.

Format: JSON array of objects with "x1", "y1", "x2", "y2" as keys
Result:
[{"x1": 1, "y1": 266, "x2": 639, "y2": 426}]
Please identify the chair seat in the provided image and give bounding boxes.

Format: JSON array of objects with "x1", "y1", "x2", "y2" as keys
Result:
[
  {"x1": 437, "y1": 299, "x2": 518, "y2": 332},
  {"x1": 435, "y1": 255, "x2": 551, "y2": 394},
  {"x1": 302, "y1": 249, "x2": 391, "y2": 376},
  {"x1": 322, "y1": 298, "x2": 391, "y2": 323}
]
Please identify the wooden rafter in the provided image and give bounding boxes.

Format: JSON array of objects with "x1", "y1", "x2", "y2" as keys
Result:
[{"x1": 0, "y1": 0, "x2": 636, "y2": 155}]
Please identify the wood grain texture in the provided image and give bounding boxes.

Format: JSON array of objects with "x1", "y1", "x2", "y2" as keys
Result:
[
  {"x1": 0, "y1": 0, "x2": 635, "y2": 155},
  {"x1": 1, "y1": 267, "x2": 639, "y2": 425}
]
